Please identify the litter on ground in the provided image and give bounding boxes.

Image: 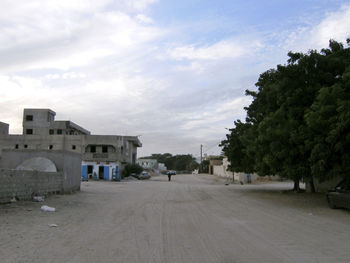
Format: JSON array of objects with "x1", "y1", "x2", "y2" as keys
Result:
[{"x1": 41, "y1": 205, "x2": 56, "y2": 212}]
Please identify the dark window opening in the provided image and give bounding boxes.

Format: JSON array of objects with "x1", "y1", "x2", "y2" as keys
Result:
[
  {"x1": 72, "y1": 145, "x2": 76, "y2": 150},
  {"x1": 49, "y1": 129, "x2": 54, "y2": 135},
  {"x1": 57, "y1": 129, "x2": 62, "y2": 135},
  {"x1": 121, "y1": 146, "x2": 124, "y2": 154},
  {"x1": 49, "y1": 145, "x2": 53, "y2": 150},
  {"x1": 91, "y1": 146, "x2": 96, "y2": 153},
  {"x1": 24, "y1": 145, "x2": 28, "y2": 148},
  {"x1": 102, "y1": 145, "x2": 108, "y2": 153},
  {"x1": 26, "y1": 129, "x2": 33, "y2": 135},
  {"x1": 15, "y1": 144, "x2": 19, "y2": 149},
  {"x1": 26, "y1": 115, "x2": 33, "y2": 121}
]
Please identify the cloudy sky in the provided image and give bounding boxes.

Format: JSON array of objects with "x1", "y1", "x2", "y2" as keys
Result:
[{"x1": 0, "y1": 0, "x2": 349, "y2": 158}]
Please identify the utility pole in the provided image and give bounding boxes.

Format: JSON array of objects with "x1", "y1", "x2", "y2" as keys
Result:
[{"x1": 200, "y1": 144, "x2": 203, "y2": 173}]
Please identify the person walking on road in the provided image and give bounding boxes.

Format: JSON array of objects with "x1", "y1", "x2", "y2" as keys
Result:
[
  {"x1": 167, "y1": 171, "x2": 176, "y2": 181},
  {"x1": 167, "y1": 171, "x2": 172, "y2": 181}
]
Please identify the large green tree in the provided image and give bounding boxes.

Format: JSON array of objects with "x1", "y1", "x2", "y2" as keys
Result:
[{"x1": 221, "y1": 39, "x2": 350, "y2": 191}]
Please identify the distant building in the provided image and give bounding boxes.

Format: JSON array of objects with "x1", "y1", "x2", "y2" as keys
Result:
[
  {"x1": 137, "y1": 158, "x2": 158, "y2": 170},
  {"x1": 158, "y1": 163, "x2": 167, "y2": 171},
  {"x1": 0, "y1": 109, "x2": 142, "y2": 181},
  {"x1": 0, "y1": 121, "x2": 9, "y2": 135}
]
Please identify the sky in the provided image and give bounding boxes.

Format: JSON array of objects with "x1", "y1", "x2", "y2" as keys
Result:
[{"x1": 0, "y1": 0, "x2": 349, "y2": 158}]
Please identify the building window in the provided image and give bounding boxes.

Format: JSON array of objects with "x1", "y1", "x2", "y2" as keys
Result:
[
  {"x1": 121, "y1": 146, "x2": 123, "y2": 154},
  {"x1": 102, "y1": 145, "x2": 108, "y2": 153},
  {"x1": 49, "y1": 145, "x2": 53, "y2": 150},
  {"x1": 91, "y1": 146, "x2": 96, "y2": 153},
  {"x1": 15, "y1": 144, "x2": 19, "y2": 149},
  {"x1": 26, "y1": 115, "x2": 33, "y2": 121},
  {"x1": 49, "y1": 129, "x2": 54, "y2": 135},
  {"x1": 57, "y1": 129, "x2": 62, "y2": 134},
  {"x1": 26, "y1": 129, "x2": 33, "y2": 135},
  {"x1": 24, "y1": 145, "x2": 28, "y2": 148},
  {"x1": 72, "y1": 145, "x2": 76, "y2": 150}
]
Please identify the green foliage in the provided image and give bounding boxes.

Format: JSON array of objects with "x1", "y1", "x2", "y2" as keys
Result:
[
  {"x1": 221, "y1": 39, "x2": 350, "y2": 190},
  {"x1": 186, "y1": 160, "x2": 199, "y2": 171},
  {"x1": 199, "y1": 160, "x2": 209, "y2": 173},
  {"x1": 122, "y1": 163, "x2": 143, "y2": 178},
  {"x1": 141, "y1": 153, "x2": 198, "y2": 171}
]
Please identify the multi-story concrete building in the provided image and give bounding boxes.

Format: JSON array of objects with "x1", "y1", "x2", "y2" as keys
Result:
[{"x1": 0, "y1": 109, "x2": 142, "y2": 181}]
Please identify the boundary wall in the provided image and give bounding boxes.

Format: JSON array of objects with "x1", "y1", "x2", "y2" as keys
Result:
[{"x1": 0, "y1": 169, "x2": 63, "y2": 203}]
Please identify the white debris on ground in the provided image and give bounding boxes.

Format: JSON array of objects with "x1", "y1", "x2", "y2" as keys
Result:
[
  {"x1": 41, "y1": 205, "x2": 56, "y2": 212},
  {"x1": 48, "y1": 224, "x2": 58, "y2": 227}
]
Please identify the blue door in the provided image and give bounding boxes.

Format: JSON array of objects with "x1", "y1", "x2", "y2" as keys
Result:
[
  {"x1": 116, "y1": 166, "x2": 120, "y2": 181},
  {"x1": 82, "y1": 165, "x2": 88, "y2": 180},
  {"x1": 104, "y1": 166, "x2": 110, "y2": 180}
]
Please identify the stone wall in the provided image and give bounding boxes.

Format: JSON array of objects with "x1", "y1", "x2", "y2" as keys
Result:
[
  {"x1": 0, "y1": 149, "x2": 81, "y2": 193},
  {"x1": 0, "y1": 169, "x2": 63, "y2": 203}
]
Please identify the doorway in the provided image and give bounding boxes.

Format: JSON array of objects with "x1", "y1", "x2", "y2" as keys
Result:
[
  {"x1": 99, "y1": 166, "x2": 104, "y2": 180},
  {"x1": 88, "y1": 165, "x2": 93, "y2": 179}
]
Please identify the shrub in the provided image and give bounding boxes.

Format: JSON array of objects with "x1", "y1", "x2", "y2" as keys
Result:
[{"x1": 122, "y1": 164, "x2": 143, "y2": 178}]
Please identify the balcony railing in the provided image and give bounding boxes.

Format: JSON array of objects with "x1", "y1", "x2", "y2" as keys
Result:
[{"x1": 93, "y1": 153, "x2": 108, "y2": 159}]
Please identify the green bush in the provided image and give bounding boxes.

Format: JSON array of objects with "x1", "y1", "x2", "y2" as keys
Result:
[{"x1": 122, "y1": 163, "x2": 143, "y2": 178}]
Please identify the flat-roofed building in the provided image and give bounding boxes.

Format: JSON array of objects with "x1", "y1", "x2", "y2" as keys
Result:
[{"x1": 0, "y1": 109, "x2": 142, "y2": 181}]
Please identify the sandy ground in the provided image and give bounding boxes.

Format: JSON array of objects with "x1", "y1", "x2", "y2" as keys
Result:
[{"x1": 1, "y1": 174, "x2": 350, "y2": 263}]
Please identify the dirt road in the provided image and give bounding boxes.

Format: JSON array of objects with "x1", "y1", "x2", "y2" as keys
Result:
[{"x1": 1, "y1": 174, "x2": 350, "y2": 263}]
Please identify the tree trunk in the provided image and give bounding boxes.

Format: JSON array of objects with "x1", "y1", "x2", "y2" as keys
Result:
[
  {"x1": 293, "y1": 178, "x2": 300, "y2": 191},
  {"x1": 309, "y1": 175, "x2": 316, "y2": 193}
]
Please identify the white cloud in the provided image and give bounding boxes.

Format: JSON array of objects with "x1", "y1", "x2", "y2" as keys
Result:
[
  {"x1": 127, "y1": 0, "x2": 159, "y2": 11},
  {"x1": 285, "y1": 4, "x2": 350, "y2": 52},
  {"x1": 136, "y1": 14, "x2": 154, "y2": 24},
  {"x1": 168, "y1": 40, "x2": 262, "y2": 61},
  {"x1": 0, "y1": 1, "x2": 164, "y2": 72},
  {"x1": 179, "y1": 96, "x2": 251, "y2": 131}
]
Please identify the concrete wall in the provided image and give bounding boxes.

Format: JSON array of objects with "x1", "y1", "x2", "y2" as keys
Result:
[
  {"x1": 23, "y1": 108, "x2": 55, "y2": 136},
  {"x1": 0, "y1": 149, "x2": 81, "y2": 192},
  {"x1": 0, "y1": 134, "x2": 84, "y2": 155},
  {"x1": 306, "y1": 176, "x2": 343, "y2": 193},
  {"x1": 0, "y1": 169, "x2": 63, "y2": 203},
  {"x1": 213, "y1": 165, "x2": 233, "y2": 178},
  {"x1": 0, "y1": 122, "x2": 9, "y2": 135}
]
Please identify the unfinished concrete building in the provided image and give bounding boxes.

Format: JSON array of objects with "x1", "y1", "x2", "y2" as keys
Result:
[{"x1": 0, "y1": 108, "x2": 142, "y2": 181}]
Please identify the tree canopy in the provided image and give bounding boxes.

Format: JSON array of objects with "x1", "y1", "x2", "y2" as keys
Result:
[
  {"x1": 140, "y1": 153, "x2": 198, "y2": 171},
  {"x1": 220, "y1": 39, "x2": 350, "y2": 191}
]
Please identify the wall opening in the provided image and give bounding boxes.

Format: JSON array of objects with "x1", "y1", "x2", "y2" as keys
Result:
[
  {"x1": 102, "y1": 145, "x2": 108, "y2": 153},
  {"x1": 88, "y1": 165, "x2": 93, "y2": 178},
  {"x1": 99, "y1": 166, "x2": 104, "y2": 180},
  {"x1": 91, "y1": 145, "x2": 96, "y2": 153}
]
